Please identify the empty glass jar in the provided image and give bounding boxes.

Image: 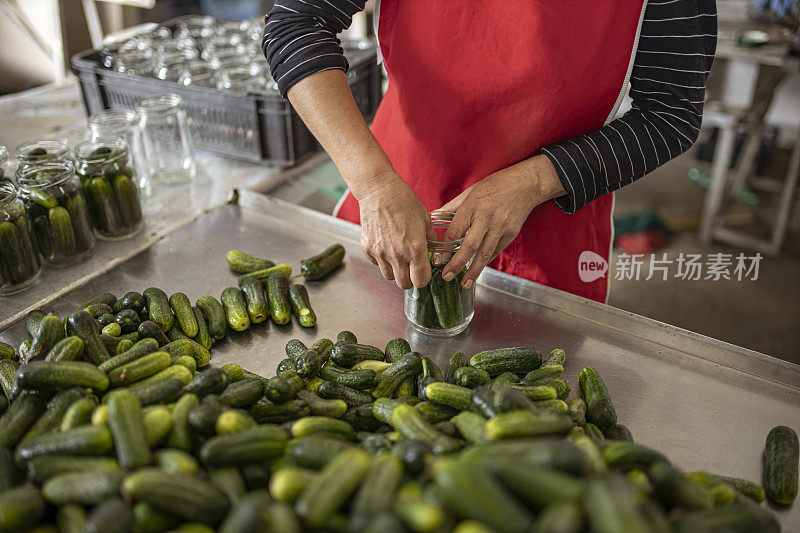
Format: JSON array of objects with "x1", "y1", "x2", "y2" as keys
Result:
[
  {"x1": 15, "y1": 139, "x2": 71, "y2": 172},
  {"x1": 0, "y1": 182, "x2": 41, "y2": 294},
  {"x1": 75, "y1": 138, "x2": 144, "y2": 240},
  {"x1": 17, "y1": 161, "x2": 95, "y2": 267},
  {"x1": 135, "y1": 94, "x2": 196, "y2": 186},
  {"x1": 115, "y1": 48, "x2": 154, "y2": 77},
  {"x1": 177, "y1": 61, "x2": 217, "y2": 87},
  {"x1": 404, "y1": 211, "x2": 475, "y2": 336},
  {"x1": 215, "y1": 66, "x2": 264, "y2": 93}
]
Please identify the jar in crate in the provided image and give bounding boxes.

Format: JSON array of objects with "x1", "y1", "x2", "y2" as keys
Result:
[
  {"x1": 75, "y1": 138, "x2": 144, "y2": 240},
  {"x1": 0, "y1": 182, "x2": 41, "y2": 294},
  {"x1": 177, "y1": 61, "x2": 217, "y2": 87},
  {"x1": 17, "y1": 161, "x2": 96, "y2": 268},
  {"x1": 115, "y1": 48, "x2": 154, "y2": 77},
  {"x1": 15, "y1": 138, "x2": 71, "y2": 172},
  {"x1": 404, "y1": 211, "x2": 475, "y2": 336},
  {"x1": 216, "y1": 66, "x2": 265, "y2": 93},
  {"x1": 135, "y1": 94, "x2": 196, "y2": 186}
]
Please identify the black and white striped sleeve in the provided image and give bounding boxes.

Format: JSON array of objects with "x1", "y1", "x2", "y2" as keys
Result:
[
  {"x1": 262, "y1": 0, "x2": 366, "y2": 97},
  {"x1": 541, "y1": 0, "x2": 717, "y2": 214}
]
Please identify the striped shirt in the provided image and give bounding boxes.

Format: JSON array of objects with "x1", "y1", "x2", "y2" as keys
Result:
[{"x1": 263, "y1": 0, "x2": 717, "y2": 214}]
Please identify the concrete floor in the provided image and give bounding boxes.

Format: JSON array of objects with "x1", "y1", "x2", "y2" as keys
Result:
[{"x1": 270, "y1": 151, "x2": 800, "y2": 364}]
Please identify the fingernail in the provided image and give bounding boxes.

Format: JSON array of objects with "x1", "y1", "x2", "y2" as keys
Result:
[
  {"x1": 443, "y1": 272, "x2": 455, "y2": 282},
  {"x1": 463, "y1": 278, "x2": 473, "y2": 289}
]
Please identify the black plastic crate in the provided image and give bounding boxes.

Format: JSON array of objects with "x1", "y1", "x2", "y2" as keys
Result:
[{"x1": 71, "y1": 44, "x2": 383, "y2": 167}]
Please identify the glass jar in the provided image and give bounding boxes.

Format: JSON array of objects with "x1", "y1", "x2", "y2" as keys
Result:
[
  {"x1": 404, "y1": 211, "x2": 475, "y2": 336},
  {"x1": 153, "y1": 51, "x2": 194, "y2": 82},
  {"x1": 0, "y1": 182, "x2": 41, "y2": 294},
  {"x1": 16, "y1": 139, "x2": 71, "y2": 172},
  {"x1": 216, "y1": 66, "x2": 265, "y2": 93},
  {"x1": 177, "y1": 61, "x2": 217, "y2": 87},
  {"x1": 0, "y1": 146, "x2": 9, "y2": 183},
  {"x1": 135, "y1": 94, "x2": 196, "y2": 186},
  {"x1": 75, "y1": 138, "x2": 144, "y2": 240},
  {"x1": 115, "y1": 48, "x2": 154, "y2": 77},
  {"x1": 88, "y1": 109, "x2": 148, "y2": 196},
  {"x1": 16, "y1": 161, "x2": 96, "y2": 267}
]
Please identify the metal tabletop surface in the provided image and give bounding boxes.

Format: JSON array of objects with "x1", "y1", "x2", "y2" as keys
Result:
[{"x1": 1, "y1": 190, "x2": 798, "y2": 529}]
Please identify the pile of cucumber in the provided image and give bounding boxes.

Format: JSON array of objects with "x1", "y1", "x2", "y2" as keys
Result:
[{"x1": 1, "y1": 304, "x2": 797, "y2": 533}]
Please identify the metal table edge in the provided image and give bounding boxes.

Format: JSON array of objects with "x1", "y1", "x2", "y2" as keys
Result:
[{"x1": 237, "y1": 189, "x2": 800, "y2": 391}]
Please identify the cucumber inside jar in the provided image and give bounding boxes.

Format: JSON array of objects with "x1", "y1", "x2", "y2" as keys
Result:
[
  {"x1": 75, "y1": 138, "x2": 143, "y2": 240},
  {"x1": 16, "y1": 161, "x2": 96, "y2": 268},
  {"x1": 404, "y1": 211, "x2": 475, "y2": 336},
  {"x1": 0, "y1": 182, "x2": 42, "y2": 294}
]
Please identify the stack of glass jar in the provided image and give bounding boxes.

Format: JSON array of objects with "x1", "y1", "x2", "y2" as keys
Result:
[{"x1": 101, "y1": 15, "x2": 278, "y2": 94}]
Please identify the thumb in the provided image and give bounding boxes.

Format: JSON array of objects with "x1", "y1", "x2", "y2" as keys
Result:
[{"x1": 437, "y1": 186, "x2": 473, "y2": 214}]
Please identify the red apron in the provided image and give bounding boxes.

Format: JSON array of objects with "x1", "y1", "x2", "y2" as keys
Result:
[{"x1": 336, "y1": 0, "x2": 646, "y2": 302}]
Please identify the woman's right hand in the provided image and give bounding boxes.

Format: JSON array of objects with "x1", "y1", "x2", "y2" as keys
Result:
[{"x1": 356, "y1": 172, "x2": 434, "y2": 290}]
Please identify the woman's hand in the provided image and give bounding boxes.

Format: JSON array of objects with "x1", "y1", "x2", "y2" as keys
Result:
[
  {"x1": 357, "y1": 172, "x2": 435, "y2": 290},
  {"x1": 438, "y1": 154, "x2": 566, "y2": 288}
]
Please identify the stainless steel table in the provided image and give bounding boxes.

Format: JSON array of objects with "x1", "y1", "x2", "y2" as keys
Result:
[{"x1": 1, "y1": 190, "x2": 799, "y2": 529}]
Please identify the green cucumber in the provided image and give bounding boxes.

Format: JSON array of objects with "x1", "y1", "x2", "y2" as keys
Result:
[
  {"x1": 220, "y1": 287, "x2": 250, "y2": 332},
  {"x1": 237, "y1": 263, "x2": 292, "y2": 283},
  {"x1": 60, "y1": 397, "x2": 97, "y2": 431},
  {"x1": 169, "y1": 292, "x2": 198, "y2": 337},
  {"x1": 237, "y1": 276, "x2": 269, "y2": 324},
  {"x1": 199, "y1": 424, "x2": 288, "y2": 466},
  {"x1": 601, "y1": 441, "x2": 667, "y2": 470},
  {"x1": 522, "y1": 365, "x2": 563, "y2": 386},
  {"x1": 143, "y1": 287, "x2": 174, "y2": 331},
  {"x1": 220, "y1": 363, "x2": 244, "y2": 382},
  {"x1": 216, "y1": 410, "x2": 256, "y2": 434},
  {"x1": 185, "y1": 368, "x2": 228, "y2": 398},
  {"x1": 137, "y1": 320, "x2": 169, "y2": 347},
  {"x1": 542, "y1": 348, "x2": 566, "y2": 367},
  {"x1": 0, "y1": 359, "x2": 18, "y2": 398},
  {"x1": 26, "y1": 456, "x2": 120, "y2": 484},
  {"x1": 42, "y1": 469, "x2": 124, "y2": 505},
  {"x1": 250, "y1": 400, "x2": 311, "y2": 424},
  {"x1": 584, "y1": 474, "x2": 651, "y2": 533},
  {"x1": 469, "y1": 347, "x2": 542, "y2": 376},
  {"x1": 113, "y1": 174, "x2": 141, "y2": 228},
  {"x1": 584, "y1": 422, "x2": 605, "y2": 443},
  {"x1": 296, "y1": 390, "x2": 348, "y2": 418},
  {"x1": 219, "y1": 378, "x2": 265, "y2": 408},
  {"x1": 288, "y1": 284, "x2": 316, "y2": 327},
  {"x1": 48, "y1": 206, "x2": 76, "y2": 256},
  {"x1": 285, "y1": 339, "x2": 308, "y2": 359},
  {"x1": 122, "y1": 468, "x2": 230, "y2": 525},
  {"x1": 56, "y1": 504, "x2": 88, "y2": 533},
  {"x1": 433, "y1": 459, "x2": 533, "y2": 533},
  {"x1": 295, "y1": 448, "x2": 370, "y2": 527},
  {"x1": 568, "y1": 398, "x2": 587, "y2": 426},
  {"x1": 98, "y1": 338, "x2": 159, "y2": 372},
  {"x1": 454, "y1": 366, "x2": 491, "y2": 389},
  {"x1": 579, "y1": 367, "x2": 617, "y2": 430},
  {"x1": 317, "y1": 381, "x2": 374, "y2": 407},
  {"x1": 16, "y1": 424, "x2": 113, "y2": 460},
  {"x1": 266, "y1": 272, "x2": 292, "y2": 325},
  {"x1": 445, "y1": 352, "x2": 469, "y2": 384},
  {"x1": 0, "y1": 392, "x2": 47, "y2": 447},
  {"x1": 487, "y1": 457, "x2": 584, "y2": 509},
  {"x1": 218, "y1": 490, "x2": 272, "y2": 532},
  {"x1": 415, "y1": 401, "x2": 459, "y2": 424},
  {"x1": 0, "y1": 342, "x2": 15, "y2": 361},
  {"x1": 88, "y1": 176, "x2": 122, "y2": 235},
  {"x1": 166, "y1": 393, "x2": 199, "y2": 451},
  {"x1": 320, "y1": 365, "x2": 376, "y2": 391},
  {"x1": 451, "y1": 411, "x2": 489, "y2": 444},
  {"x1": 67, "y1": 310, "x2": 109, "y2": 365},
  {"x1": 101, "y1": 322, "x2": 121, "y2": 336},
  {"x1": 534, "y1": 399, "x2": 569, "y2": 415},
  {"x1": 331, "y1": 341, "x2": 384, "y2": 367},
  {"x1": 424, "y1": 382, "x2": 472, "y2": 410},
  {"x1": 196, "y1": 296, "x2": 227, "y2": 340},
  {"x1": 715, "y1": 475, "x2": 766, "y2": 503},
  {"x1": 551, "y1": 379, "x2": 571, "y2": 400},
  {"x1": 285, "y1": 435, "x2": 355, "y2": 469},
  {"x1": 208, "y1": 466, "x2": 247, "y2": 505},
  {"x1": 265, "y1": 370, "x2": 304, "y2": 403},
  {"x1": 156, "y1": 449, "x2": 200, "y2": 475},
  {"x1": 269, "y1": 466, "x2": 316, "y2": 503},
  {"x1": 349, "y1": 453, "x2": 404, "y2": 532},
  {"x1": 763, "y1": 425, "x2": 798, "y2": 504},
  {"x1": 114, "y1": 291, "x2": 144, "y2": 313},
  {"x1": 107, "y1": 351, "x2": 170, "y2": 387},
  {"x1": 391, "y1": 404, "x2": 460, "y2": 454},
  {"x1": 649, "y1": 461, "x2": 714, "y2": 510},
  {"x1": 300, "y1": 244, "x2": 345, "y2": 280},
  {"x1": 15, "y1": 361, "x2": 109, "y2": 391},
  {"x1": 22, "y1": 388, "x2": 90, "y2": 443},
  {"x1": 0, "y1": 220, "x2": 36, "y2": 284},
  {"x1": 337, "y1": 330, "x2": 358, "y2": 344},
  {"x1": 86, "y1": 498, "x2": 135, "y2": 532},
  {"x1": 225, "y1": 250, "x2": 274, "y2": 273},
  {"x1": 469, "y1": 386, "x2": 497, "y2": 418},
  {"x1": 28, "y1": 314, "x2": 65, "y2": 362},
  {"x1": 291, "y1": 416, "x2": 355, "y2": 440},
  {"x1": 143, "y1": 405, "x2": 173, "y2": 446},
  {"x1": 65, "y1": 192, "x2": 94, "y2": 253},
  {"x1": 0, "y1": 486, "x2": 47, "y2": 531},
  {"x1": 44, "y1": 336, "x2": 84, "y2": 362},
  {"x1": 485, "y1": 411, "x2": 572, "y2": 440},
  {"x1": 84, "y1": 302, "x2": 113, "y2": 319},
  {"x1": 372, "y1": 352, "x2": 422, "y2": 398},
  {"x1": 127, "y1": 378, "x2": 184, "y2": 406},
  {"x1": 25, "y1": 310, "x2": 47, "y2": 338},
  {"x1": 106, "y1": 389, "x2": 151, "y2": 469},
  {"x1": 605, "y1": 423, "x2": 634, "y2": 442},
  {"x1": 493, "y1": 387, "x2": 535, "y2": 414},
  {"x1": 429, "y1": 268, "x2": 463, "y2": 329},
  {"x1": 192, "y1": 306, "x2": 213, "y2": 350},
  {"x1": 292, "y1": 349, "x2": 322, "y2": 378}
]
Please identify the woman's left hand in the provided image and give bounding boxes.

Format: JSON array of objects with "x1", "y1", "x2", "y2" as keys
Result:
[{"x1": 437, "y1": 154, "x2": 566, "y2": 288}]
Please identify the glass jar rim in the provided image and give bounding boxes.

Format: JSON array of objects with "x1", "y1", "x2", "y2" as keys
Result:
[
  {"x1": 75, "y1": 138, "x2": 129, "y2": 164},
  {"x1": 15, "y1": 138, "x2": 71, "y2": 162},
  {"x1": 17, "y1": 160, "x2": 75, "y2": 189},
  {"x1": 428, "y1": 211, "x2": 464, "y2": 249},
  {"x1": 0, "y1": 145, "x2": 7, "y2": 164},
  {"x1": 135, "y1": 94, "x2": 183, "y2": 115},
  {"x1": 88, "y1": 109, "x2": 137, "y2": 130}
]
